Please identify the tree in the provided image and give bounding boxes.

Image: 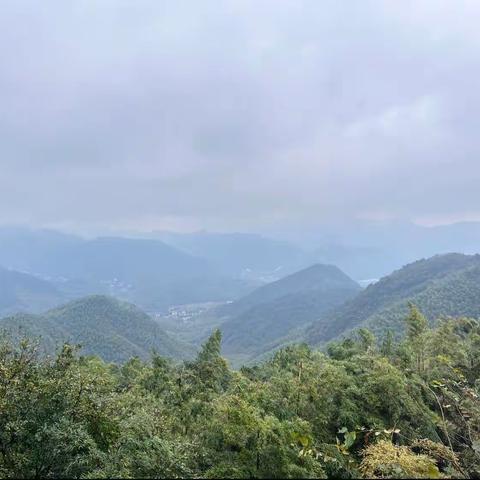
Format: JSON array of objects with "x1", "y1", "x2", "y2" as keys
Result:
[
  {"x1": 1, "y1": 313, "x2": 480, "y2": 478},
  {"x1": 357, "y1": 328, "x2": 376, "y2": 353},
  {"x1": 191, "y1": 329, "x2": 230, "y2": 394},
  {"x1": 404, "y1": 303, "x2": 428, "y2": 373},
  {"x1": 381, "y1": 330, "x2": 395, "y2": 358}
]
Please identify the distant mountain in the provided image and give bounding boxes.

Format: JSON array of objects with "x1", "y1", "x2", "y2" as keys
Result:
[
  {"x1": 0, "y1": 228, "x2": 255, "y2": 311},
  {"x1": 0, "y1": 266, "x2": 64, "y2": 316},
  {"x1": 0, "y1": 226, "x2": 83, "y2": 276},
  {"x1": 0, "y1": 228, "x2": 211, "y2": 281},
  {"x1": 306, "y1": 253, "x2": 480, "y2": 345},
  {"x1": 150, "y1": 222, "x2": 480, "y2": 283},
  {"x1": 216, "y1": 264, "x2": 361, "y2": 359},
  {"x1": 150, "y1": 231, "x2": 306, "y2": 281},
  {"x1": 286, "y1": 220, "x2": 480, "y2": 280},
  {"x1": 63, "y1": 237, "x2": 210, "y2": 280},
  {"x1": 57, "y1": 237, "x2": 250, "y2": 310},
  {"x1": 0, "y1": 295, "x2": 193, "y2": 362}
]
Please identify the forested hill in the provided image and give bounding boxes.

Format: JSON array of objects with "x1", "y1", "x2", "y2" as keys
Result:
[
  {"x1": 0, "y1": 266, "x2": 64, "y2": 316},
  {"x1": 217, "y1": 264, "x2": 361, "y2": 360},
  {"x1": 0, "y1": 295, "x2": 193, "y2": 362},
  {"x1": 306, "y1": 253, "x2": 480, "y2": 345},
  {"x1": 218, "y1": 263, "x2": 360, "y2": 318}
]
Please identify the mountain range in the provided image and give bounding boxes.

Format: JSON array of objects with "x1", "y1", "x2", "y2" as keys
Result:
[
  {"x1": 151, "y1": 230, "x2": 306, "y2": 281},
  {"x1": 1, "y1": 225, "x2": 480, "y2": 366},
  {"x1": 0, "y1": 227, "x2": 257, "y2": 312},
  {"x1": 190, "y1": 252, "x2": 480, "y2": 364},
  {"x1": 276, "y1": 220, "x2": 480, "y2": 280},
  {"x1": 143, "y1": 221, "x2": 480, "y2": 281},
  {"x1": 305, "y1": 253, "x2": 480, "y2": 345}
]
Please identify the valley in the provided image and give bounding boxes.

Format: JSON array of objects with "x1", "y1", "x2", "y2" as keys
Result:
[
  {"x1": 2, "y1": 227, "x2": 480, "y2": 478},
  {"x1": 4, "y1": 227, "x2": 480, "y2": 368}
]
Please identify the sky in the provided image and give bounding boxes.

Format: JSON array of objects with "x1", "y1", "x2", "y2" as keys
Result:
[{"x1": 1, "y1": 0, "x2": 480, "y2": 234}]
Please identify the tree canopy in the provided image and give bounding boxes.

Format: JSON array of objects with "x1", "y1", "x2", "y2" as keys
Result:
[{"x1": 1, "y1": 308, "x2": 480, "y2": 478}]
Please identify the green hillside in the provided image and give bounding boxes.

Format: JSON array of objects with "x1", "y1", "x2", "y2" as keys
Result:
[
  {"x1": 306, "y1": 253, "x2": 480, "y2": 345},
  {"x1": 0, "y1": 295, "x2": 193, "y2": 362},
  {"x1": 218, "y1": 264, "x2": 360, "y2": 317},
  {"x1": 217, "y1": 264, "x2": 361, "y2": 359}
]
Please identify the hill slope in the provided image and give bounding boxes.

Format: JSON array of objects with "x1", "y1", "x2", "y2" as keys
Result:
[
  {"x1": 306, "y1": 253, "x2": 480, "y2": 345},
  {"x1": 217, "y1": 264, "x2": 361, "y2": 358},
  {"x1": 0, "y1": 295, "x2": 193, "y2": 362},
  {"x1": 0, "y1": 266, "x2": 64, "y2": 316}
]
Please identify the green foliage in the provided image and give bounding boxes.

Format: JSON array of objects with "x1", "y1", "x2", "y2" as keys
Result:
[
  {"x1": 404, "y1": 303, "x2": 429, "y2": 373},
  {"x1": 0, "y1": 295, "x2": 193, "y2": 362},
  {"x1": 357, "y1": 328, "x2": 376, "y2": 353},
  {"x1": 307, "y1": 253, "x2": 480, "y2": 345},
  {"x1": 411, "y1": 439, "x2": 462, "y2": 476},
  {"x1": 216, "y1": 264, "x2": 361, "y2": 359},
  {"x1": 360, "y1": 440, "x2": 440, "y2": 478},
  {"x1": 2, "y1": 309, "x2": 480, "y2": 478},
  {"x1": 405, "y1": 303, "x2": 428, "y2": 340},
  {"x1": 381, "y1": 330, "x2": 395, "y2": 358}
]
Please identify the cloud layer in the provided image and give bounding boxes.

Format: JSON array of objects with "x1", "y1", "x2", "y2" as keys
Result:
[{"x1": 1, "y1": 0, "x2": 479, "y2": 232}]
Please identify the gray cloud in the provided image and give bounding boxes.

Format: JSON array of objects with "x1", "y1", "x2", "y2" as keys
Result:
[{"x1": 1, "y1": 0, "x2": 480, "y2": 232}]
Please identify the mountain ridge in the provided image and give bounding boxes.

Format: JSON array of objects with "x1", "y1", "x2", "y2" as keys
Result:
[{"x1": 305, "y1": 253, "x2": 480, "y2": 345}]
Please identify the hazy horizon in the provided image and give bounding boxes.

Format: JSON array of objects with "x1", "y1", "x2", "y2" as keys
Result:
[{"x1": 4, "y1": 217, "x2": 480, "y2": 240}]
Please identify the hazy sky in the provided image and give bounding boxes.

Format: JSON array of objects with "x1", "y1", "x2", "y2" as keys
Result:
[{"x1": 1, "y1": 0, "x2": 479, "y2": 233}]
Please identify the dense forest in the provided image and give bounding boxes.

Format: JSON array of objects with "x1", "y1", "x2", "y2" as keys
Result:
[
  {"x1": 0, "y1": 296, "x2": 193, "y2": 363},
  {"x1": 215, "y1": 264, "x2": 361, "y2": 362},
  {"x1": 1, "y1": 305, "x2": 480, "y2": 478},
  {"x1": 306, "y1": 254, "x2": 480, "y2": 346}
]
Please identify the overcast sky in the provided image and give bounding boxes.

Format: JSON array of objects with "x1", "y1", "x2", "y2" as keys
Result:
[{"x1": 1, "y1": 0, "x2": 479, "y2": 234}]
